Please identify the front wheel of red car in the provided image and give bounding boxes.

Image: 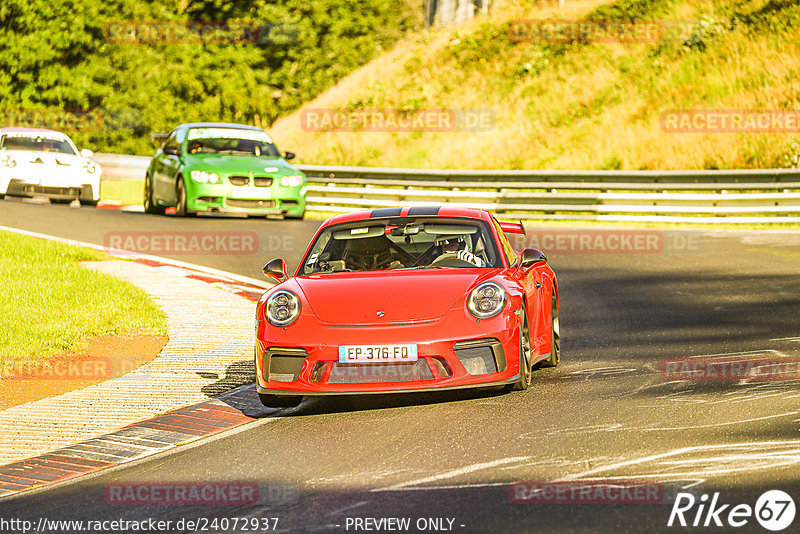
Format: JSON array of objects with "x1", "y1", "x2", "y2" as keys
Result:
[
  {"x1": 259, "y1": 393, "x2": 303, "y2": 408},
  {"x1": 539, "y1": 290, "x2": 561, "y2": 368},
  {"x1": 513, "y1": 303, "x2": 533, "y2": 391}
]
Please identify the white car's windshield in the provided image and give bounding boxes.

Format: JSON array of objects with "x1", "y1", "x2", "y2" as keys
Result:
[
  {"x1": 301, "y1": 218, "x2": 502, "y2": 274},
  {"x1": 1, "y1": 135, "x2": 76, "y2": 155}
]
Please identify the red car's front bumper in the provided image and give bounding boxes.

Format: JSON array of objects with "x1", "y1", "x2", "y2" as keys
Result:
[{"x1": 255, "y1": 307, "x2": 525, "y2": 395}]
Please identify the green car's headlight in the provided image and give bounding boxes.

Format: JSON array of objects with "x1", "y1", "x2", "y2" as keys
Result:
[
  {"x1": 265, "y1": 290, "x2": 301, "y2": 327},
  {"x1": 467, "y1": 282, "x2": 506, "y2": 319},
  {"x1": 190, "y1": 170, "x2": 220, "y2": 184},
  {"x1": 280, "y1": 175, "x2": 304, "y2": 187}
]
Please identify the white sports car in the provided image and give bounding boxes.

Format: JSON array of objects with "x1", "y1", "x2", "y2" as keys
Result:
[{"x1": 0, "y1": 127, "x2": 101, "y2": 205}]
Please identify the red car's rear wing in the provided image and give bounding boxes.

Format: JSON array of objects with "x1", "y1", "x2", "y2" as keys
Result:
[{"x1": 499, "y1": 220, "x2": 526, "y2": 235}]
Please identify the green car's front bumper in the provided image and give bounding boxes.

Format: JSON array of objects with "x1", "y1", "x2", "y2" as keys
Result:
[{"x1": 184, "y1": 178, "x2": 306, "y2": 217}]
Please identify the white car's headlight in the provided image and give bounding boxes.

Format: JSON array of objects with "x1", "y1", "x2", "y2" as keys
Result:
[
  {"x1": 190, "y1": 170, "x2": 220, "y2": 184},
  {"x1": 1, "y1": 154, "x2": 16, "y2": 168},
  {"x1": 82, "y1": 160, "x2": 98, "y2": 174},
  {"x1": 467, "y1": 282, "x2": 506, "y2": 319},
  {"x1": 265, "y1": 290, "x2": 301, "y2": 327},
  {"x1": 280, "y1": 174, "x2": 304, "y2": 187}
]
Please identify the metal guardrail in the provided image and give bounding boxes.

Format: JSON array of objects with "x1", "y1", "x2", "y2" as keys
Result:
[{"x1": 94, "y1": 154, "x2": 800, "y2": 223}]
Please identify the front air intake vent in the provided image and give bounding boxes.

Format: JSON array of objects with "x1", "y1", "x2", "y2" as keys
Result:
[
  {"x1": 453, "y1": 338, "x2": 505, "y2": 375},
  {"x1": 263, "y1": 347, "x2": 308, "y2": 382}
]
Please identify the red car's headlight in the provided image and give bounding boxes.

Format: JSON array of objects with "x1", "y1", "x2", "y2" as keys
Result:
[
  {"x1": 265, "y1": 290, "x2": 301, "y2": 327},
  {"x1": 467, "y1": 282, "x2": 506, "y2": 319}
]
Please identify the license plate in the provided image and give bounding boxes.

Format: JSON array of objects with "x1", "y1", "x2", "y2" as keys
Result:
[{"x1": 338, "y1": 344, "x2": 418, "y2": 363}]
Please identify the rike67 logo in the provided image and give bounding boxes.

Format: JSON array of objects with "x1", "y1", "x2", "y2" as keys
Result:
[{"x1": 668, "y1": 490, "x2": 796, "y2": 531}]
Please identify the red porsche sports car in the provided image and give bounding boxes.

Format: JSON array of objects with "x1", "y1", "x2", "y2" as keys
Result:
[{"x1": 255, "y1": 206, "x2": 559, "y2": 407}]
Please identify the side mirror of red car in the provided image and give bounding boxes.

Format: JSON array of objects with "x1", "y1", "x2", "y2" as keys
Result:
[
  {"x1": 520, "y1": 248, "x2": 547, "y2": 268},
  {"x1": 263, "y1": 258, "x2": 289, "y2": 282}
]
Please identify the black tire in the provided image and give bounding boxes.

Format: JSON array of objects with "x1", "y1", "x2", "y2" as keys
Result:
[
  {"x1": 539, "y1": 289, "x2": 561, "y2": 368},
  {"x1": 513, "y1": 302, "x2": 533, "y2": 391},
  {"x1": 50, "y1": 198, "x2": 74, "y2": 204},
  {"x1": 81, "y1": 199, "x2": 98, "y2": 207},
  {"x1": 143, "y1": 174, "x2": 165, "y2": 214},
  {"x1": 259, "y1": 393, "x2": 303, "y2": 408},
  {"x1": 174, "y1": 177, "x2": 194, "y2": 217},
  {"x1": 284, "y1": 211, "x2": 305, "y2": 220}
]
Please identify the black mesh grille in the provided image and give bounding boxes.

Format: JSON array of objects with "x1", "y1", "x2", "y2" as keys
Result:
[
  {"x1": 21, "y1": 185, "x2": 82, "y2": 197},
  {"x1": 228, "y1": 176, "x2": 250, "y2": 186},
  {"x1": 225, "y1": 198, "x2": 276, "y2": 209},
  {"x1": 328, "y1": 360, "x2": 434, "y2": 383},
  {"x1": 254, "y1": 177, "x2": 273, "y2": 187}
]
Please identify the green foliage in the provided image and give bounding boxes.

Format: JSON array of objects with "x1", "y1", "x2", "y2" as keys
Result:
[
  {"x1": 721, "y1": 0, "x2": 800, "y2": 34},
  {"x1": 682, "y1": 16, "x2": 731, "y2": 52},
  {"x1": 447, "y1": 21, "x2": 515, "y2": 65},
  {"x1": 0, "y1": 0, "x2": 421, "y2": 154},
  {"x1": 600, "y1": 155, "x2": 624, "y2": 170},
  {"x1": 781, "y1": 139, "x2": 800, "y2": 169},
  {"x1": 588, "y1": 0, "x2": 678, "y2": 22}
]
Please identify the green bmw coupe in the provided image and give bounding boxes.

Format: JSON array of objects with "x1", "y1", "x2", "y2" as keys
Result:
[{"x1": 144, "y1": 122, "x2": 306, "y2": 218}]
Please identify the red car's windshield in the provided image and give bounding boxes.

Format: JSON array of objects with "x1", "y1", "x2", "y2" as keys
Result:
[{"x1": 300, "y1": 218, "x2": 502, "y2": 274}]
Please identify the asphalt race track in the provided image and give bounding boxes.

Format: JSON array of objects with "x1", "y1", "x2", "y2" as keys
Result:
[{"x1": 2, "y1": 199, "x2": 800, "y2": 533}]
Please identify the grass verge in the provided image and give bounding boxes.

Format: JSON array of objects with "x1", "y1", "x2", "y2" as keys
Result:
[
  {"x1": 0, "y1": 231, "x2": 167, "y2": 365},
  {"x1": 100, "y1": 179, "x2": 143, "y2": 206}
]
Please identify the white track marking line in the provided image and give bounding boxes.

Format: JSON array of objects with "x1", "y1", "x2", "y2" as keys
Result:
[
  {"x1": 638, "y1": 411, "x2": 797, "y2": 431},
  {"x1": 379, "y1": 481, "x2": 511, "y2": 491},
  {"x1": 680, "y1": 349, "x2": 790, "y2": 360},
  {"x1": 710, "y1": 391, "x2": 789, "y2": 404},
  {"x1": 373, "y1": 456, "x2": 530, "y2": 492},
  {"x1": 559, "y1": 441, "x2": 800, "y2": 482}
]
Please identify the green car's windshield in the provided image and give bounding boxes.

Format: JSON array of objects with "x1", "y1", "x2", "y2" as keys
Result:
[
  {"x1": 186, "y1": 127, "x2": 281, "y2": 157},
  {"x1": 300, "y1": 218, "x2": 502, "y2": 274}
]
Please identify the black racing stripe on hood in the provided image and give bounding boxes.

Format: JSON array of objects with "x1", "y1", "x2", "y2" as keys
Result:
[
  {"x1": 407, "y1": 206, "x2": 440, "y2": 216},
  {"x1": 370, "y1": 208, "x2": 404, "y2": 218}
]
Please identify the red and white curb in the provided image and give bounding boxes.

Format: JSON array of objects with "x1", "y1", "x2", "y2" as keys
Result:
[
  {"x1": 0, "y1": 226, "x2": 280, "y2": 498},
  {"x1": 0, "y1": 385, "x2": 274, "y2": 499}
]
